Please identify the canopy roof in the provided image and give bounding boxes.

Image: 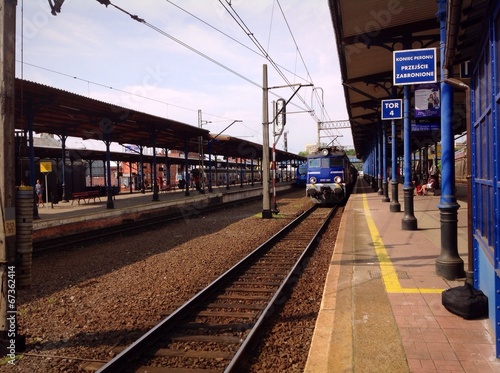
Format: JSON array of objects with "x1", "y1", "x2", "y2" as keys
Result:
[
  {"x1": 328, "y1": 0, "x2": 487, "y2": 158},
  {"x1": 15, "y1": 79, "x2": 304, "y2": 164}
]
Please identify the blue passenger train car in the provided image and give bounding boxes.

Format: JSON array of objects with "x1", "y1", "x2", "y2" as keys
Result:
[
  {"x1": 296, "y1": 162, "x2": 307, "y2": 186},
  {"x1": 305, "y1": 146, "x2": 357, "y2": 204}
]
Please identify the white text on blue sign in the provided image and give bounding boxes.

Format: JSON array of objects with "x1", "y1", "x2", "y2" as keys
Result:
[
  {"x1": 393, "y1": 48, "x2": 436, "y2": 85},
  {"x1": 381, "y1": 99, "x2": 402, "y2": 120}
]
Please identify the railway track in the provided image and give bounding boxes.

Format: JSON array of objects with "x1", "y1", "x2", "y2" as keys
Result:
[{"x1": 95, "y1": 204, "x2": 338, "y2": 373}]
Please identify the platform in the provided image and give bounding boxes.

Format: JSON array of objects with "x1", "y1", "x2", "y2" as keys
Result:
[
  {"x1": 305, "y1": 178, "x2": 499, "y2": 372},
  {"x1": 31, "y1": 182, "x2": 293, "y2": 240}
]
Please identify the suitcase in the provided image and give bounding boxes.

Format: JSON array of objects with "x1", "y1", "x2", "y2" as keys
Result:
[{"x1": 441, "y1": 282, "x2": 488, "y2": 320}]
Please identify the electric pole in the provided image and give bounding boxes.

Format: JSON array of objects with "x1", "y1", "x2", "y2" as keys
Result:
[{"x1": 0, "y1": 0, "x2": 24, "y2": 358}]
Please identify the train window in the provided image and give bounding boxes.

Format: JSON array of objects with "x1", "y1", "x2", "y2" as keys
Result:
[
  {"x1": 308, "y1": 159, "x2": 321, "y2": 168},
  {"x1": 329, "y1": 157, "x2": 343, "y2": 167}
]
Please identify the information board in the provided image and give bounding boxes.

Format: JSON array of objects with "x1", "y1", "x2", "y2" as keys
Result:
[
  {"x1": 393, "y1": 48, "x2": 437, "y2": 85},
  {"x1": 381, "y1": 99, "x2": 402, "y2": 120}
]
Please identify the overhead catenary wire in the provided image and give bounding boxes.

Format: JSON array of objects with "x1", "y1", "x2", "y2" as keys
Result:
[
  {"x1": 98, "y1": 0, "x2": 318, "y2": 113},
  {"x1": 39, "y1": 0, "x2": 339, "y2": 150},
  {"x1": 217, "y1": 0, "x2": 327, "y2": 125},
  {"x1": 164, "y1": 0, "x2": 311, "y2": 84},
  {"x1": 97, "y1": 0, "x2": 260, "y2": 89},
  {"x1": 93, "y1": 0, "x2": 313, "y2": 116}
]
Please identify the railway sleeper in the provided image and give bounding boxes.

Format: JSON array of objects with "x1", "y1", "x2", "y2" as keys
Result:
[
  {"x1": 206, "y1": 302, "x2": 266, "y2": 310},
  {"x1": 233, "y1": 280, "x2": 282, "y2": 286},
  {"x1": 154, "y1": 348, "x2": 234, "y2": 360},
  {"x1": 224, "y1": 287, "x2": 276, "y2": 293},
  {"x1": 239, "y1": 274, "x2": 284, "y2": 281},
  {"x1": 181, "y1": 322, "x2": 255, "y2": 330},
  {"x1": 216, "y1": 294, "x2": 269, "y2": 301},
  {"x1": 243, "y1": 268, "x2": 290, "y2": 275},
  {"x1": 169, "y1": 334, "x2": 242, "y2": 344},
  {"x1": 196, "y1": 310, "x2": 258, "y2": 318},
  {"x1": 135, "y1": 365, "x2": 219, "y2": 373}
]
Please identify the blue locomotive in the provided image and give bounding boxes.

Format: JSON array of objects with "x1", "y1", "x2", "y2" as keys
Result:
[{"x1": 306, "y1": 146, "x2": 357, "y2": 204}]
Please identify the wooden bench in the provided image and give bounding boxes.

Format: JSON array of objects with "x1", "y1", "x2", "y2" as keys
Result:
[{"x1": 71, "y1": 190, "x2": 101, "y2": 205}]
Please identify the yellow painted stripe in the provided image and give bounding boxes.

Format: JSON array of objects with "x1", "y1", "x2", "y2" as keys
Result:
[{"x1": 362, "y1": 194, "x2": 443, "y2": 294}]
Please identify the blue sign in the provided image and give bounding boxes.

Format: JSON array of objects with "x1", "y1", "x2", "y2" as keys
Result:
[
  {"x1": 393, "y1": 48, "x2": 437, "y2": 85},
  {"x1": 381, "y1": 99, "x2": 402, "y2": 120}
]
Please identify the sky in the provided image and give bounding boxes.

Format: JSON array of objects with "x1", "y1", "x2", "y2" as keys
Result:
[{"x1": 15, "y1": 0, "x2": 352, "y2": 154}]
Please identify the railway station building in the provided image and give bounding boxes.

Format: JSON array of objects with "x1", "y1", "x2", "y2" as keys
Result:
[{"x1": 13, "y1": 79, "x2": 303, "y2": 208}]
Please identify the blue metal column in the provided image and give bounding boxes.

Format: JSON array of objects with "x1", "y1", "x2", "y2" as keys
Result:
[
  {"x1": 435, "y1": 0, "x2": 464, "y2": 279},
  {"x1": 390, "y1": 119, "x2": 401, "y2": 211},
  {"x1": 371, "y1": 140, "x2": 377, "y2": 191},
  {"x1": 378, "y1": 125, "x2": 383, "y2": 194},
  {"x1": 402, "y1": 85, "x2": 417, "y2": 230},
  {"x1": 382, "y1": 121, "x2": 390, "y2": 202}
]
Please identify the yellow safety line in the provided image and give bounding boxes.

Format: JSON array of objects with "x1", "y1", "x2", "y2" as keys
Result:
[{"x1": 362, "y1": 194, "x2": 443, "y2": 294}]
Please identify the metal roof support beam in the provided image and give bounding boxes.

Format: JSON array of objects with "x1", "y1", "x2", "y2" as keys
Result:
[
  {"x1": 435, "y1": 0, "x2": 465, "y2": 280},
  {"x1": 164, "y1": 149, "x2": 171, "y2": 189},
  {"x1": 390, "y1": 118, "x2": 401, "y2": 212},
  {"x1": 26, "y1": 110, "x2": 40, "y2": 220},
  {"x1": 207, "y1": 142, "x2": 214, "y2": 193},
  {"x1": 58, "y1": 133, "x2": 69, "y2": 202},
  {"x1": 139, "y1": 146, "x2": 145, "y2": 194},
  {"x1": 401, "y1": 84, "x2": 418, "y2": 230},
  {"x1": 377, "y1": 123, "x2": 383, "y2": 195},
  {"x1": 382, "y1": 121, "x2": 390, "y2": 202},
  {"x1": 151, "y1": 130, "x2": 159, "y2": 202},
  {"x1": 183, "y1": 140, "x2": 190, "y2": 197},
  {"x1": 104, "y1": 131, "x2": 114, "y2": 209}
]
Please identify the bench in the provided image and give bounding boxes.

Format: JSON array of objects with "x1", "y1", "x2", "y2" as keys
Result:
[{"x1": 71, "y1": 190, "x2": 101, "y2": 205}]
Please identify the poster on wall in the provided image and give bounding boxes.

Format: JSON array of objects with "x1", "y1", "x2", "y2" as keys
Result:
[{"x1": 414, "y1": 83, "x2": 440, "y2": 118}]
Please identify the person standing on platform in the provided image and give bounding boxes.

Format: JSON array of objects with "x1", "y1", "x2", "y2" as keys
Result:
[{"x1": 35, "y1": 179, "x2": 44, "y2": 207}]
